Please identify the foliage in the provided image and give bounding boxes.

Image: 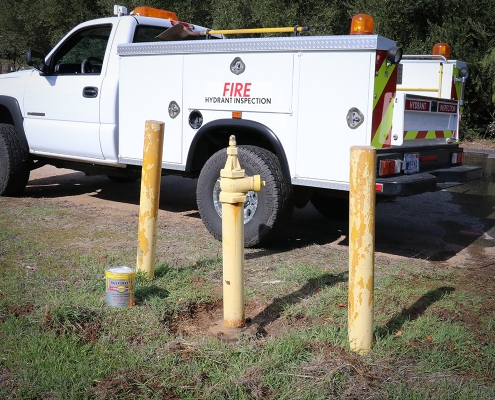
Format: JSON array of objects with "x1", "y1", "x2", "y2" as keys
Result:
[
  {"x1": 480, "y1": 49, "x2": 495, "y2": 139},
  {"x1": 0, "y1": 0, "x2": 108, "y2": 66},
  {"x1": 1, "y1": 0, "x2": 494, "y2": 137}
]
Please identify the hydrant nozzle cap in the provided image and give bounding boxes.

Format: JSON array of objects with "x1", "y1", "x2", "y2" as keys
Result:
[{"x1": 253, "y1": 175, "x2": 263, "y2": 192}]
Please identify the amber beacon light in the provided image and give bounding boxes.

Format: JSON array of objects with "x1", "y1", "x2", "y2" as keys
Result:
[
  {"x1": 350, "y1": 14, "x2": 374, "y2": 35},
  {"x1": 131, "y1": 6, "x2": 178, "y2": 20},
  {"x1": 432, "y1": 42, "x2": 451, "y2": 59}
]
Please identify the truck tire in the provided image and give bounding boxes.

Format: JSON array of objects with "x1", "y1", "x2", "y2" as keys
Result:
[
  {"x1": 197, "y1": 145, "x2": 293, "y2": 247},
  {"x1": 310, "y1": 193, "x2": 349, "y2": 220},
  {"x1": 0, "y1": 124, "x2": 30, "y2": 196}
]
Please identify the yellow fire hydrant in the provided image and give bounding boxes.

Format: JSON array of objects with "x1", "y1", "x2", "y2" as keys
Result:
[{"x1": 209, "y1": 135, "x2": 264, "y2": 341}]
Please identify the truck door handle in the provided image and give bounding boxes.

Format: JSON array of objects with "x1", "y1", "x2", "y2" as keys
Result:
[{"x1": 83, "y1": 86, "x2": 98, "y2": 98}]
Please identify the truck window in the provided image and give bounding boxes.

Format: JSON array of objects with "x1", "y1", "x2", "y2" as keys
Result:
[
  {"x1": 133, "y1": 25, "x2": 168, "y2": 43},
  {"x1": 51, "y1": 25, "x2": 112, "y2": 74}
]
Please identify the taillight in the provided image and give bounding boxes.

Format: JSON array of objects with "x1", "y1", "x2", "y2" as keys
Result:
[
  {"x1": 420, "y1": 155, "x2": 437, "y2": 162},
  {"x1": 379, "y1": 159, "x2": 402, "y2": 177},
  {"x1": 451, "y1": 152, "x2": 464, "y2": 164}
]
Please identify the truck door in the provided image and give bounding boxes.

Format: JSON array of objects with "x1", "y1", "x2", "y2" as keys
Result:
[{"x1": 23, "y1": 24, "x2": 112, "y2": 160}]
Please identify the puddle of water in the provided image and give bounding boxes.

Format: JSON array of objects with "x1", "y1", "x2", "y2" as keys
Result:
[
  {"x1": 448, "y1": 154, "x2": 495, "y2": 220},
  {"x1": 373, "y1": 153, "x2": 495, "y2": 261},
  {"x1": 461, "y1": 154, "x2": 495, "y2": 196}
]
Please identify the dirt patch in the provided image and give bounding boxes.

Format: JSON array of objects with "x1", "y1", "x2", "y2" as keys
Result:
[
  {"x1": 92, "y1": 370, "x2": 180, "y2": 400},
  {"x1": 40, "y1": 306, "x2": 102, "y2": 344},
  {"x1": 452, "y1": 262, "x2": 495, "y2": 342},
  {"x1": 163, "y1": 300, "x2": 222, "y2": 337},
  {"x1": 160, "y1": 296, "x2": 332, "y2": 341},
  {"x1": 3, "y1": 304, "x2": 35, "y2": 322},
  {"x1": 311, "y1": 344, "x2": 388, "y2": 398},
  {"x1": 0, "y1": 369, "x2": 13, "y2": 391},
  {"x1": 239, "y1": 368, "x2": 273, "y2": 399},
  {"x1": 461, "y1": 138, "x2": 495, "y2": 150},
  {"x1": 7, "y1": 303, "x2": 34, "y2": 317}
]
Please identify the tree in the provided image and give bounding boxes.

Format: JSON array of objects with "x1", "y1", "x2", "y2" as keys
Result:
[{"x1": 0, "y1": 0, "x2": 110, "y2": 69}]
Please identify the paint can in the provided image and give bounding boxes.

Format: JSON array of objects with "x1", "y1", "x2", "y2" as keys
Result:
[{"x1": 105, "y1": 266, "x2": 136, "y2": 308}]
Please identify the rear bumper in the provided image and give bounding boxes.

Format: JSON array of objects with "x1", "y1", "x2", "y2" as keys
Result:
[{"x1": 376, "y1": 165, "x2": 482, "y2": 196}]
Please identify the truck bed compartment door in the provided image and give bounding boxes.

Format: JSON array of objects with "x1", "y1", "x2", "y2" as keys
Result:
[
  {"x1": 119, "y1": 54, "x2": 183, "y2": 165},
  {"x1": 295, "y1": 51, "x2": 373, "y2": 183}
]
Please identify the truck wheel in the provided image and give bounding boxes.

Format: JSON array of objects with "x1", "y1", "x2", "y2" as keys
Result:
[
  {"x1": 310, "y1": 193, "x2": 349, "y2": 220},
  {"x1": 0, "y1": 124, "x2": 30, "y2": 196},
  {"x1": 197, "y1": 146, "x2": 293, "y2": 247}
]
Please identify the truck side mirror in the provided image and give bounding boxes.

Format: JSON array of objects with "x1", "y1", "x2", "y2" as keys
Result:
[{"x1": 26, "y1": 50, "x2": 50, "y2": 75}]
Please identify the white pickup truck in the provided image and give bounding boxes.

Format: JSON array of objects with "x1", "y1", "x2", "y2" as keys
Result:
[{"x1": 0, "y1": 6, "x2": 481, "y2": 246}]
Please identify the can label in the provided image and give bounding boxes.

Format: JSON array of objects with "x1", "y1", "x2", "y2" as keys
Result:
[{"x1": 105, "y1": 267, "x2": 135, "y2": 308}]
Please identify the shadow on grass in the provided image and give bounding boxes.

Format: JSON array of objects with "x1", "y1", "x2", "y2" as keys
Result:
[
  {"x1": 135, "y1": 285, "x2": 169, "y2": 302},
  {"x1": 375, "y1": 286, "x2": 455, "y2": 339},
  {"x1": 134, "y1": 259, "x2": 221, "y2": 303},
  {"x1": 153, "y1": 264, "x2": 171, "y2": 278},
  {"x1": 134, "y1": 265, "x2": 171, "y2": 302},
  {"x1": 252, "y1": 271, "x2": 348, "y2": 334}
]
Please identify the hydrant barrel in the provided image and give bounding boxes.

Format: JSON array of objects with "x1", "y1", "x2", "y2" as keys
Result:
[
  {"x1": 222, "y1": 202, "x2": 245, "y2": 328},
  {"x1": 219, "y1": 135, "x2": 264, "y2": 330}
]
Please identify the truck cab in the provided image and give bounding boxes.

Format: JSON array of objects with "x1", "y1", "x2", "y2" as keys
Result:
[{"x1": 2, "y1": 5, "x2": 211, "y2": 167}]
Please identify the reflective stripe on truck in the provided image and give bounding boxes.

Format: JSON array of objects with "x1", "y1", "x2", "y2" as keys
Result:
[{"x1": 371, "y1": 49, "x2": 398, "y2": 149}]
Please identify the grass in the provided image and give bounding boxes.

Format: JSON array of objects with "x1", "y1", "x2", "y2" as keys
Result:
[{"x1": 1, "y1": 197, "x2": 494, "y2": 399}]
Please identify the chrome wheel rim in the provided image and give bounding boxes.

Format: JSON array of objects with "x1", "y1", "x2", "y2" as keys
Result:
[{"x1": 213, "y1": 178, "x2": 258, "y2": 224}]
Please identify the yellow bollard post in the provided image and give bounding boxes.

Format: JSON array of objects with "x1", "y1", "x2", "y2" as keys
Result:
[
  {"x1": 209, "y1": 135, "x2": 264, "y2": 341},
  {"x1": 136, "y1": 120, "x2": 164, "y2": 280},
  {"x1": 348, "y1": 145, "x2": 376, "y2": 354}
]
